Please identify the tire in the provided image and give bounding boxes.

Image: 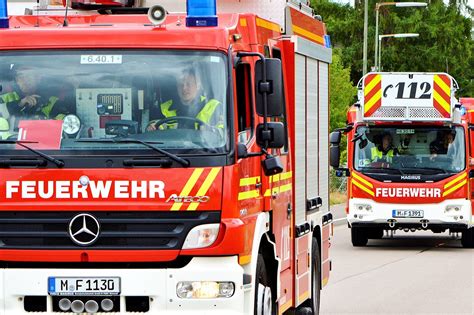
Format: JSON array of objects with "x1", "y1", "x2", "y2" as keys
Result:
[
  {"x1": 461, "y1": 228, "x2": 474, "y2": 248},
  {"x1": 309, "y1": 238, "x2": 321, "y2": 315},
  {"x1": 254, "y1": 254, "x2": 276, "y2": 315},
  {"x1": 367, "y1": 228, "x2": 384, "y2": 239},
  {"x1": 351, "y1": 227, "x2": 368, "y2": 247}
]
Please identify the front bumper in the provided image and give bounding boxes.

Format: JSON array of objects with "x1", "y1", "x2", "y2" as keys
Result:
[
  {"x1": 0, "y1": 256, "x2": 245, "y2": 314},
  {"x1": 347, "y1": 198, "x2": 472, "y2": 230}
]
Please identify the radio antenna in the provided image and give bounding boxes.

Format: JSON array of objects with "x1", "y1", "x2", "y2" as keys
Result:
[
  {"x1": 63, "y1": 0, "x2": 69, "y2": 26},
  {"x1": 35, "y1": 0, "x2": 40, "y2": 26}
]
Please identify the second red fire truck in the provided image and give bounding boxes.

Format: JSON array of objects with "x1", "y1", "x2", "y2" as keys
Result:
[{"x1": 331, "y1": 72, "x2": 474, "y2": 248}]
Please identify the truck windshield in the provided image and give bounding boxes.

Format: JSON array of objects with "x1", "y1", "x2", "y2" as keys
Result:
[
  {"x1": 354, "y1": 126, "x2": 465, "y2": 174},
  {"x1": 0, "y1": 50, "x2": 228, "y2": 155}
]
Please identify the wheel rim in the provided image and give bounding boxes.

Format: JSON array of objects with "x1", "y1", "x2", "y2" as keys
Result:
[{"x1": 257, "y1": 283, "x2": 272, "y2": 315}]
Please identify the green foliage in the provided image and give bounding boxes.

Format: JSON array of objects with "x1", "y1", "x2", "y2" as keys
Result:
[
  {"x1": 329, "y1": 49, "x2": 357, "y2": 163},
  {"x1": 311, "y1": 0, "x2": 474, "y2": 97}
]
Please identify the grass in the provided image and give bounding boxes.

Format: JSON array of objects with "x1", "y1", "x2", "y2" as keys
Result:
[{"x1": 330, "y1": 191, "x2": 347, "y2": 206}]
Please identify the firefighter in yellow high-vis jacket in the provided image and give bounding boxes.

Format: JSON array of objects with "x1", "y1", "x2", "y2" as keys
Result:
[
  {"x1": 146, "y1": 67, "x2": 223, "y2": 131},
  {"x1": 370, "y1": 132, "x2": 399, "y2": 163},
  {"x1": 0, "y1": 65, "x2": 72, "y2": 120}
]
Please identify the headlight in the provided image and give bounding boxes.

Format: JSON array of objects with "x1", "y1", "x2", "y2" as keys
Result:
[
  {"x1": 62, "y1": 114, "x2": 81, "y2": 135},
  {"x1": 176, "y1": 281, "x2": 235, "y2": 299},
  {"x1": 355, "y1": 204, "x2": 372, "y2": 212},
  {"x1": 445, "y1": 205, "x2": 462, "y2": 212},
  {"x1": 182, "y1": 223, "x2": 219, "y2": 249}
]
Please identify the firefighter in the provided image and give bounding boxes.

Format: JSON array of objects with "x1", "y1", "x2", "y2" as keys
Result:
[
  {"x1": 146, "y1": 67, "x2": 223, "y2": 131},
  {"x1": 430, "y1": 131, "x2": 455, "y2": 156},
  {"x1": 0, "y1": 65, "x2": 72, "y2": 120},
  {"x1": 370, "y1": 132, "x2": 398, "y2": 163}
]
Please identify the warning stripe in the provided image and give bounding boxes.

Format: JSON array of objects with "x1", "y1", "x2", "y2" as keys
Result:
[
  {"x1": 171, "y1": 168, "x2": 204, "y2": 211},
  {"x1": 364, "y1": 74, "x2": 381, "y2": 96},
  {"x1": 364, "y1": 94, "x2": 382, "y2": 117},
  {"x1": 433, "y1": 94, "x2": 451, "y2": 116},
  {"x1": 433, "y1": 99, "x2": 450, "y2": 118},
  {"x1": 444, "y1": 173, "x2": 467, "y2": 189},
  {"x1": 434, "y1": 75, "x2": 451, "y2": 97},
  {"x1": 238, "y1": 189, "x2": 260, "y2": 201},
  {"x1": 256, "y1": 17, "x2": 280, "y2": 33},
  {"x1": 292, "y1": 25, "x2": 324, "y2": 45},
  {"x1": 352, "y1": 172, "x2": 373, "y2": 188},
  {"x1": 433, "y1": 74, "x2": 451, "y2": 118},
  {"x1": 364, "y1": 74, "x2": 382, "y2": 116},
  {"x1": 352, "y1": 179, "x2": 375, "y2": 197},
  {"x1": 239, "y1": 176, "x2": 261, "y2": 200},
  {"x1": 442, "y1": 179, "x2": 467, "y2": 197},
  {"x1": 240, "y1": 176, "x2": 260, "y2": 186},
  {"x1": 187, "y1": 168, "x2": 221, "y2": 211},
  {"x1": 433, "y1": 83, "x2": 450, "y2": 107}
]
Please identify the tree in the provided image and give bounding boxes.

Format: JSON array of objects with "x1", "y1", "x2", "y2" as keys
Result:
[
  {"x1": 311, "y1": 0, "x2": 474, "y2": 97},
  {"x1": 330, "y1": 49, "x2": 357, "y2": 163}
]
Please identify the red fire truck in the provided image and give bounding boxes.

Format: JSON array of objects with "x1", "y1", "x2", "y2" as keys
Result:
[
  {"x1": 330, "y1": 72, "x2": 474, "y2": 248},
  {"x1": 0, "y1": 0, "x2": 332, "y2": 313}
]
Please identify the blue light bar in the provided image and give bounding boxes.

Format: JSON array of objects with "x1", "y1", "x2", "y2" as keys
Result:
[
  {"x1": 186, "y1": 0, "x2": 218, "y2": 27},
  {"x1": 324, "y1": 35, "x2": 331, "y2": 48},
  {"x1": 0, "y1": 0, "x2": 9, "y2": 29}
]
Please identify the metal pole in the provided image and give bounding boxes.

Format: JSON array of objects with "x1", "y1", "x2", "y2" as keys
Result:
[
  {"x1": 363, "y1": 0, "x2": 368, "y2": 75},
  {"x1": 374, "y1": 4, "x2": 380, "y2": 71},
  {"x1": 378, "y1": 36, "x2": 382, "y2": 70}
]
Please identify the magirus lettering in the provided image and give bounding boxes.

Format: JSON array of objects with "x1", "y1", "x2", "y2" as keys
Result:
[{"x1": 401, "y1": 175, "x2": 421, "y2": 180}]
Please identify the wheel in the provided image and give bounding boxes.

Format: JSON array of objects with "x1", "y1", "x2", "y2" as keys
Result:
[
  {"x1": 254, "y1": 254, "x2": 276, "y2": 315},
  {"x1": 367, "y1": 227, "x2": 384, "y2": 239},
  {"x1": 461, "y1": 228, "x2": 474, "y2": 248},
  {"x1": 351, "y1": 227, "x2": 368, "y2": 247},
  {"x1": 309, "y1": 238, "x2": 321, "y2": 315},
  {"x1": 152, "y1": 116, "x2": 213, "y2": 130}
]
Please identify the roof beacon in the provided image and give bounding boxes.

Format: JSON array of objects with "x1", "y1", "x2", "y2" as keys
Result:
[
  {"x1": 186, "y1": 0, "x2": 217, "y2": 27},
  {"x1": 0, "y1": 0, "x2": 8, "y2": 28}
]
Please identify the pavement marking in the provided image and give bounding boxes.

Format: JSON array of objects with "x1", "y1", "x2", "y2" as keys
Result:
[{"x1": 333, "y1": 218, "x2": 346, "y2": 223}]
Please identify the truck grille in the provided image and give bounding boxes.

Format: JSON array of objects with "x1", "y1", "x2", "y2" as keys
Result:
[{"x1": 0, "y1": 211, "x2": 220, "y2": 250}]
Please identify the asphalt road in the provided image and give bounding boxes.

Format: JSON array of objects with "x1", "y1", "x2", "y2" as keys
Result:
[{"x1": 321, "y1": 205, "x2": 474, "y2": 315}]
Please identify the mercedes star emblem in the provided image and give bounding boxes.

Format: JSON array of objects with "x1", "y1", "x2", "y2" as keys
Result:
[{"x1": 68, "y1": 213, "x2": 100, "y2": 246}]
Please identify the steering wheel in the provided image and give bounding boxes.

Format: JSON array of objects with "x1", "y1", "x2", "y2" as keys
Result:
[{"x1": 151, "y1": 116, "x2": 214, "y2": 130}]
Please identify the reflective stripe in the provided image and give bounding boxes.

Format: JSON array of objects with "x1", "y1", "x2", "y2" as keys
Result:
[
  {"x1": 40, "y1": 96, "x2": 59, "y2": 118},
  {"x1": 159, "y1": 97, "x2": 221, "y2": 129},
  {"x1": 371, "y1": 147, "x2": 394, "y2": 161},
  {"x1": 160, "y1": 100, "x2": 177, "y2": 118},
  {"x1": 0, "y1": 91, "x2": 20, "y2": 104},
  {"x1": 196, "y1": 99, "x2": 220, "y2": 124}
]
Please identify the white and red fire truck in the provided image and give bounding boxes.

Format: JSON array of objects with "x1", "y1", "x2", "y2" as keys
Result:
[
  {"x1": 0, "y1": 0, "x2": 332, "y2": 314},
  {"x1": 330, "y1": 72, "x2": 474, "y2": 248}
]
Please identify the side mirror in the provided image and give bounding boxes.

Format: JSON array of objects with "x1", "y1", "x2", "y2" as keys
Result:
[
  {"x1": 256, "y1": 122, "x2": 285, "y2": 149},
  {"x1": 255, "y1": 58, "x2": 283, "y2": 117},
  {"x1": 330, "y1": 145, "x2": 341, "y2": 169},
  {"x1": 330, "y1": 131, "x2": 342, "y2": 144},
  {"x1": 237, "y1": 143, "x2": 248, "y2": 159}
]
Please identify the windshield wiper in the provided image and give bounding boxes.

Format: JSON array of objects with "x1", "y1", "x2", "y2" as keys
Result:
[
  {"x1": 404, "y1": 167, "x2": 448, "y2": 175},
  {"x1": 359, "y1": 167, "x2": 402, "y2": 174},
  {"x1": 76, "y1": 139, "x2": 190, "y2": 167},
  {"x1": 0, "y1": 140, "x2": 64, "y2": 167}
]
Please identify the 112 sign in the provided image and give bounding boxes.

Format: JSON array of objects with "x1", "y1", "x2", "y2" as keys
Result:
[{"x1": 383, "y1": 82, "x2": 432, "y2": 100}]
